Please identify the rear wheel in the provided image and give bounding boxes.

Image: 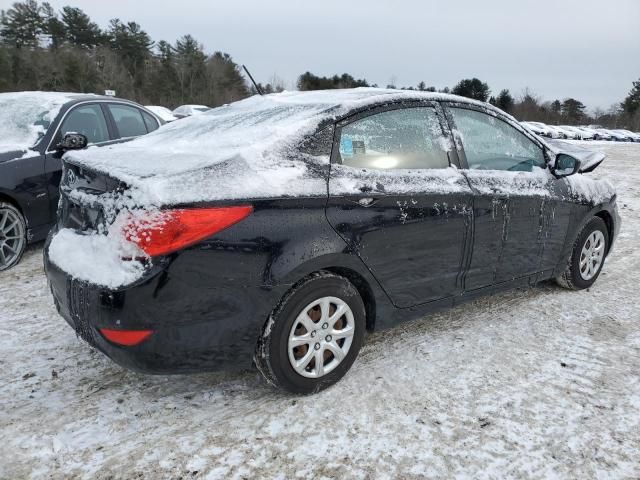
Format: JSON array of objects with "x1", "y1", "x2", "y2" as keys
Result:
[
  {"x1": 0, "y1": 202, "x2": 27, "y2": 271},
  {"x1": 255, "y1": 272, "x2": 366, "y2": 394},
  {"x1": 556, "y1": 217, "x2": 609, "y2": 290}
]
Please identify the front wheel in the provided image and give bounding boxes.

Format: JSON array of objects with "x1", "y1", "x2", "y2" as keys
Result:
[
  {"x1": 556, "y1": 217, "x2": 609, "y2": 290},
  {"x1": 255, "y1": 272, "x2": 366, "y2": 394},
  {"x1": 0, "y1": 202, "x2": 27, "y2": 271}
]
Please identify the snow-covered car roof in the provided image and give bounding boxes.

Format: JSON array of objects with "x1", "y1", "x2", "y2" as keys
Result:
[
  {"x1": 0, "y1": 91, "x2": 97, "y2": 151},
  {"x1": 67, "y1": 88, "x2": 499, "y2": 176},
  {"x1": 64, "y1": 88, "x2": 541, "y2": 206}
]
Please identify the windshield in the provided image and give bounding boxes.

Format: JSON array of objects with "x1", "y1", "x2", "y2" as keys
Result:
[
  {"x1": 193, "y1": 107, "x2": 210, "y2": 112},
  {"x1": 0, "y1": 93, "x2": 70, "y2": 150}
]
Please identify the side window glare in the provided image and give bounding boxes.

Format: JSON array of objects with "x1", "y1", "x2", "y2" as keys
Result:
[
  {"x1": 451, "y1": 108, "x2": 546, "y2": 172},
  {"x1": 338, "y1": 107, "x2": 450, "y2": 170}
]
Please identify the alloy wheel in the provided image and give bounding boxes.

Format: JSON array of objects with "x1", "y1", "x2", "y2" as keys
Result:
[
  {"x1": 579, "y1": 230, "x2": 605, "y2": 281},
  {"x1": 0, "y1": 207, "x2": 25, "y2": 269},
  {"x1": 287, "y1": 296, "x2": 356, "y2": 378}
]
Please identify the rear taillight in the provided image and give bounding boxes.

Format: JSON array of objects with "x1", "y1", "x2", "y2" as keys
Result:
[
  {"x1": 100, "y1": 328, "x2": 154, "y2": 346},
  {"x1": 123, "y1": 206, "x2": 253, "y2": 257}
]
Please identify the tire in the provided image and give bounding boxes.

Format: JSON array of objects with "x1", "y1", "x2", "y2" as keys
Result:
[
  {"x1": 0, "y1": 202, "x2": 27, "y2": 271},
  {"x1": 255, "y1": 271, "x2": 366, "y2": 394},
  {"x1": 556, "y1": 217, "x2": 609, "y2": 290}
]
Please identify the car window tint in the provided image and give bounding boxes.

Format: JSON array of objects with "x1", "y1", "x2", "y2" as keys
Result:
[
  {"x1": 142, "y1": 111, "x2": 159, "y2": 132},
  {"x1": 109, "y1": 104, "x2": 148, "y2": 138},
  {"x1": 338, "y1": 107, "x2": 450, "y2": 170},
  {"x1": 451, "y1": 108, "x2": 545, "y2": 172},
  {"x1": 60, "y1": 104, "x2": 109, "y2": 145}
]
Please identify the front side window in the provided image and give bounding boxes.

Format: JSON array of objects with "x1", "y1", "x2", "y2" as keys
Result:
[
  {"x1": 450, "y1": 108, "x2": 545, "y2": 172},
  {"x1": 108, "y1": 104, "x2": 148, "y2": 138},
  {"x1": 338, "y1": 107, "x2": 450, "y2": 170},
  {"x1": 59, "y1": 104, "x2": 109, "y2": 145}
]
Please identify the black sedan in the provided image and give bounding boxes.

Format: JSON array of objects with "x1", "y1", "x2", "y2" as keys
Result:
[
  {"x1": 44, "y1": 89, "x2": 619, "y2": 394},
  {"x1": 0, "y1": 91, "x2": 163, "y2": 270}
]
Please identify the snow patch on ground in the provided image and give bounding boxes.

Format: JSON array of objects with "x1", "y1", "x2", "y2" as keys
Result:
[{"x1": 1, "y1": 143, "x2": 639, "y2": 479}]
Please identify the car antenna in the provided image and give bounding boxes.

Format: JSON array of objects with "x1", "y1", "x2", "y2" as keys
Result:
[{"x1": 243, "y1": 65, "x2": 264, "y2": 96}]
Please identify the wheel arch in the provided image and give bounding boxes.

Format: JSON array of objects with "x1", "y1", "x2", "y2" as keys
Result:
[
  {"x1": 274, "y1": 253, "x2": 391, "y2": 333},
  {"x1": 594, "y1": 209, "x2": 614, "y2": 253},
  {"x1": 0, "y1": 192, "x2": 24, "y2": 213},
  {"x1": 322, "y1": 266, "x2": 376, "y2": 332}
]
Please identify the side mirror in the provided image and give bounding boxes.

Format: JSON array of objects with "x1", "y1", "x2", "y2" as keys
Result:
[
  {"x1": 57, "y1": 132, "x2": 88, "y2": 151},
  {"x1": 552, "y1": 153, "x2": 581, "y2": 178}
]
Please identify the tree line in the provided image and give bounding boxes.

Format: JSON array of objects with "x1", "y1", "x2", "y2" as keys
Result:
[
  {"x1": 1, "y1": 1, "x2": 639, "y2": 129},
  {"x1": 298, "y1": 73, "x2": 640, "y2": 129},
  {"x1": 0, "y1": 0, "x2": 249, "y2": 107}
]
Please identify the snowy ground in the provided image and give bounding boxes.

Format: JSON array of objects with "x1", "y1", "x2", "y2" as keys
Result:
[{"x1": 1, "y1": 143, "x2": 639, "y2": 479}]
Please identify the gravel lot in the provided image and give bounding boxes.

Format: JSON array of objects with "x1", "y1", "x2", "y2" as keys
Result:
[{"x1": 1, "y1": 143, "x2": 639, "y2": 479}]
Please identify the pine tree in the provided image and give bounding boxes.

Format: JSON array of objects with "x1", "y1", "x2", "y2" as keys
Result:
[
  {"x1": 0, "y1": 0, "x2": 45, "y2": 48},
  {"x1": 495, "y1": 89, "x2": 514, "y2": 113},
  {"x1": 41, "y1": 3, "x2": 65, "y2": 49},
  {"x1": 61, "y1": 6, "x2": 102, "y2": 49},
  {"x1": 621, "y1": 78, "x2": 640, "y2": 116},
  {"x1": 451, "y1": 78, "x2": 490, "y2": 102},
  {"x1": 174, "y1": 34, "x2": 207, "y2": 103},
  {"x1": 561, "y1": 98, "x2": 587, "y2": 124}
]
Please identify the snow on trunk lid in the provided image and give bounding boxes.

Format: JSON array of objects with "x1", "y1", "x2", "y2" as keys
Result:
[{"x1": 49, "y1": 161, "x2": 152, "y2": 288}]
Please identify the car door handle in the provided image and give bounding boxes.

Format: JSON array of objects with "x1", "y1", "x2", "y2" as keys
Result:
[{"x1": 356, "y1": 197, "x2": 378, "y2": 207}]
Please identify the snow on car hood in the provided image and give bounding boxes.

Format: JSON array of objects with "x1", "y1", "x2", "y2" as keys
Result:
[
  {"x1": 64, "y1": 88, "x2": 500, "y2": 206},
  {"x1": 546, "y1": 139, "x2": 606, "y2": 173},
  {"x1": 0, "y1": 91, "x2": 87, "y2": 151}
]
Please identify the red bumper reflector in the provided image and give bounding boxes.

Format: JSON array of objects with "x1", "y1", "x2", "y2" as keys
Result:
[{"x1": 99, "y1": 328, "x2": 154, "y2": 346}]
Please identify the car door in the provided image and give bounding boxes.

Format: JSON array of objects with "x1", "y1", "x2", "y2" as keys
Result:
[
  {"x1": 326, "y1": 103, "x2": 474, "y2": 308},
  {"x1": 44, "y1": 102, "x2": 114, "y2": 222},
  {"x1": 444, "y1": 105, "x2": 569, "y2": 287},
  {"x1": 106, "y1": 103, "x2": 159, "y2": 139}
]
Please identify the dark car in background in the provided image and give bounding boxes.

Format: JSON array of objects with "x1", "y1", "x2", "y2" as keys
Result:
[
  {"x1": 0, "y1": 92, "x2": 163, "y2": 270},
  {"x1": 44, "y1": 89, "x2": 619, "y2": 394}
]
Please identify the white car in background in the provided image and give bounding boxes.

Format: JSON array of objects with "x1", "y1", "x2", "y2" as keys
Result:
[
  {"x1": 611, "y1": 129, "x2": 640, "y2": 142},
  {"x1": 145, "y1": 106, "x2": 178, "y2": 123},
  {"x1": 555, "y1": 126, "x2": 580, "y2": 140},
  {"x1": 586, "y1": 128, "x2": 611, "y2": 141},
  {"x1": 559, "y1": 126, "x2": 586, "y2": 140},
  {"x1": 573, "y1": 126, "x2": 597, "y2": 140},
  {"x1": 521, "y1": 121, "x2": 552, "y2": 138},
  {"x1": 173, "y1": 104, "x2": 211, "y2": 119},
  {"x1": 598, "y1": 129, "x2": 627, "y2": 141},
  {"x1": 545, "y1": 125, "x2": 567, "y2": 139}
]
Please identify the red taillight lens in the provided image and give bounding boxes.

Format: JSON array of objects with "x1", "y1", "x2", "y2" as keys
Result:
[
  {"x1": 123, "y1": 206, "x2": 253, "y2": 257},
  {"x1": 100, "y1": 328, "x2": 154, "y2": 346}
]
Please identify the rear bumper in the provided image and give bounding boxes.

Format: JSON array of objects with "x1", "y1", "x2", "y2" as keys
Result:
[{"x1": 44, "y1": 237, "x2": 289, "y2": 374}]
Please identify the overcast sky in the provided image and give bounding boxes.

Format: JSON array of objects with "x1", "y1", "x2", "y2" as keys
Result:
[{"x1": 4, "y1": 0, "x2": 639, "y2": 110}]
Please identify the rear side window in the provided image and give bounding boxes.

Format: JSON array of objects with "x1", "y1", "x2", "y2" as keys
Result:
[
  {"x1": 338, "y1": 107, "x2": 450, "y2": 170},
  {"x1": 108, "y1": 104, "x2": 148, "y2": 138},
  {"x1": 59, "y1": 104, "x2": 109, "y2": 145},
  {"x1": 450, "y1": 108, "x2": 545, "y2": 172},
  {"x1": 142, "y1": 111, "x2": 160, "y2": 132}
]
